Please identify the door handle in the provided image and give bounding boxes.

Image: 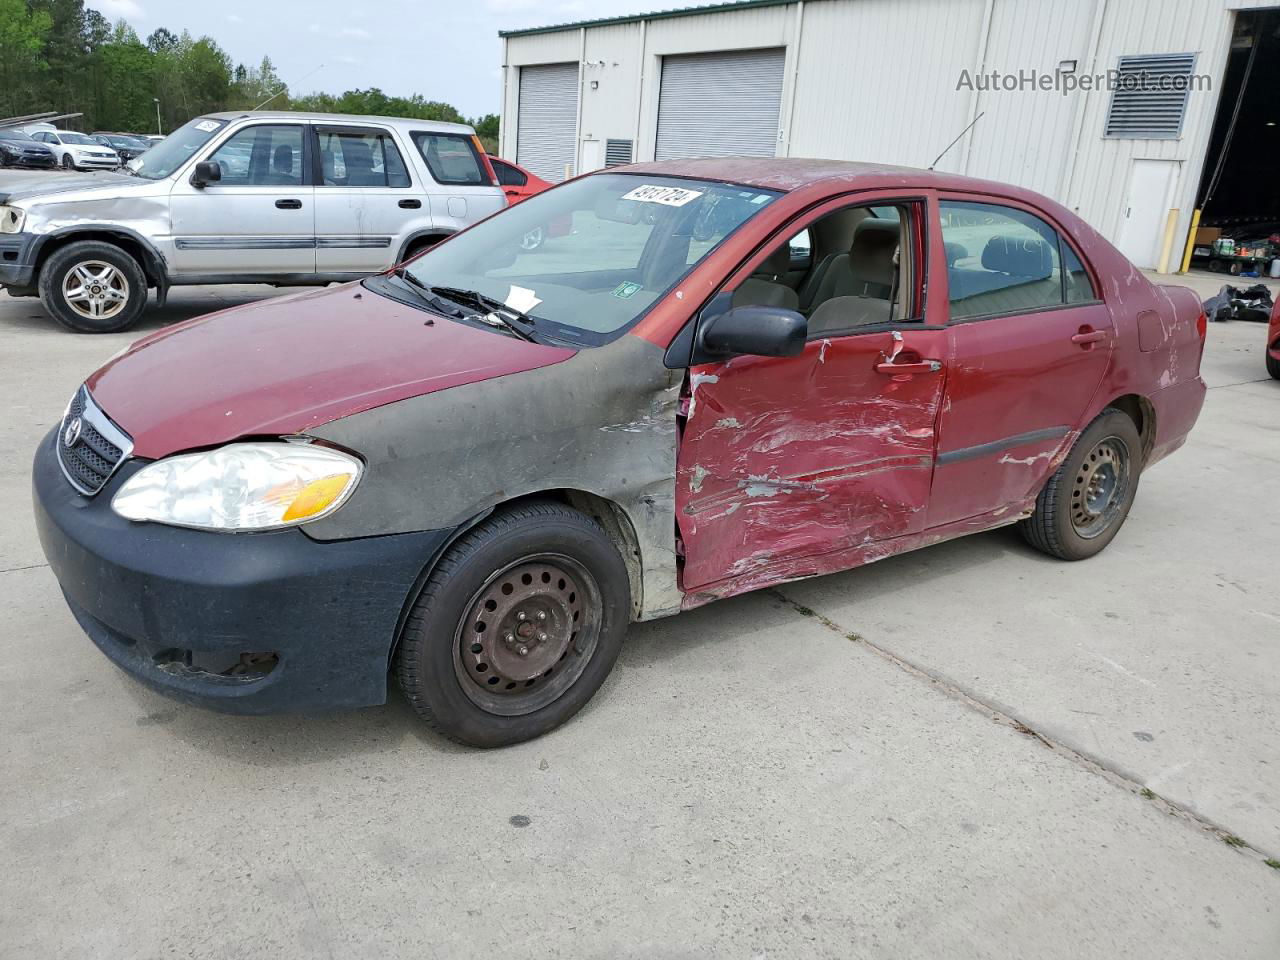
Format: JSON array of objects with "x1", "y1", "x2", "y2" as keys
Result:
[
  {"x1": 504, "y1": 188, "x2": 521, "y2": 197},
  {"x1": 1070, "y1": 328, "x2": 1108, "y2": 346},
  {"x1": 399, "y1": 198, "x2": 422, "y2": 209},
  {"x1": 874, "y1": 360, "x2": 942, "y2": 375},
  {"x1": 275, "y1": 198, "x2": 302, "y2": 209}
]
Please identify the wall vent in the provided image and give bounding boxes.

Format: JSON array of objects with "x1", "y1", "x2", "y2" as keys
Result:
[
  {"x1": 605, "y1": 139, "x2": 634, "y2": 166},
  {"x1": 1104, "y1": 53, "x2": 1197, "y2": 139}
]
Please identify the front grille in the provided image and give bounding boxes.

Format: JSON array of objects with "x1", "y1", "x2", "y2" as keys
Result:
[{"x1": 56, "y1": 386, "x2": 133, "y2": 495}]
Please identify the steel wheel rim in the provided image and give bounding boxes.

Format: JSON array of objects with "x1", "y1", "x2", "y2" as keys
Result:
[
  {"x1": 62, "y1": 260, "x2": 129, "y2": 321},
  {"x1": 520, "y1": 227, "x2": 543, "y2": 250},
  {"x1": 452, "y1": 553, "x2": 601, "y2": 717},
  {"x1": 1070, "y1": 435, "x2": 1130, "y2": 539}
]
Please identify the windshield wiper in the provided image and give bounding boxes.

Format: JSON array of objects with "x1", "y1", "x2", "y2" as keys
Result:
[
  {"x1": 428, "y1": 285, "x2": 540, "y2": 342},
  {"x1": 390, "y1": 267, "x2": 467, "y2": 319}
]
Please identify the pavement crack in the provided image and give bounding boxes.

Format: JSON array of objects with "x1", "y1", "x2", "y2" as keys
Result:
[
  {"x1": 1208, "y1": 376, "x2": 1272, "y2": 389},
  {"x1": 0, "y1": 562, "x2": 49, "y2": 575},
  {"x1": 771, "y1": 587, "x2": 1280, "y2": 870}
]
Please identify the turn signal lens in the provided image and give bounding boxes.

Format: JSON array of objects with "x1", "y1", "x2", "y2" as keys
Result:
[{"x1": 282, "y1": 474, "x2": 352, "y2": 522}]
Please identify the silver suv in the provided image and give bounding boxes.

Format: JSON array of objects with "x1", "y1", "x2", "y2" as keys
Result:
[{"x1": 0, "y1": 112, "x2": 506, "y2": 332}]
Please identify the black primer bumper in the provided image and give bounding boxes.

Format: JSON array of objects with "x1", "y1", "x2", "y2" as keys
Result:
[
  {"x1": 0, "y1": 233, "x2": 38, "y2": 288},
  {"x1": 33, "y1": 429, "x2": 451, "y2": 714}
]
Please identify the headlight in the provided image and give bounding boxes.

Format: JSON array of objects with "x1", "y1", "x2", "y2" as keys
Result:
[
  {"x1": 112, "y1": 442, "x2": 362, "y2": 532},
  {"x1": 0, "y1": 206, "x2": 24, "y2": 234}
]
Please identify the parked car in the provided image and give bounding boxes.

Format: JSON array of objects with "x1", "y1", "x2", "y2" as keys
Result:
[
  {"x1": 31, "y1": 130, "x2": 119, "y2": 170},
  {"x1": 487, "y1": 155, "x2": 565, "y2": 249},
  {"x1": 0, "y1": 111, "x2": 504, "y2": 332},
  {"x1": 0, "y1": 128, "x2": 56, "y2": 169},
  {"x1": 488, "y1": 155, "x2": 549, "y2": 203},
  {"x1": 31, "y1": 158, "x2": 1207, "y2": 747},
  {"x1": 1268, "y1": 297, "x2": 1280, "y2": 379},
  {"x1": 91, "y1": 132, "x2": 151, "y2": 163}
]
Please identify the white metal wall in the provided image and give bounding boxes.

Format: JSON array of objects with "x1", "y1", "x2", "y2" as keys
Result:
[{"x1": 501, "y1": 0, "x2": 1277, "y2": 267}]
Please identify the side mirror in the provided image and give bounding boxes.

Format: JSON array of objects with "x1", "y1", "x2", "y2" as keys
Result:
[
  {"x1": 699, "y1": 305, "x2": 807, "y2": 359},
  {"x1": 190, "y1": 160, "x2": 221, "y2": 187}
]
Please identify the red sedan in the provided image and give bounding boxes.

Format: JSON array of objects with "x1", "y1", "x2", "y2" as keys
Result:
[
  {"x1": 33, "y1": 158, "x2": 1206, "y2": 746},
  {"x1": 488, "y1": 155, "x2": 551, "y2": 204}
]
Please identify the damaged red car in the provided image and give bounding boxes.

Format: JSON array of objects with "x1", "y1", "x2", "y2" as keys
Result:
[{"x1": 33, "y1": 158, "x2": 1207, "y2": 746}]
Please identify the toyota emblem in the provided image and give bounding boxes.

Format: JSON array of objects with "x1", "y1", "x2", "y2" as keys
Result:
[{"x1": 63, "y1": 416, "x2": 83, "y2": 448}]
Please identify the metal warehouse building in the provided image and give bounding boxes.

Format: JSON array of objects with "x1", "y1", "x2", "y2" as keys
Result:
[{"x1": 499, "y1": 0, "x2": 1280, "y2": 272}]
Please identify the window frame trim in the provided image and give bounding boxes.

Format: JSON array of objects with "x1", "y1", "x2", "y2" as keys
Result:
[
  {"x1": 935, "y1": 191, "x2": 1105, "y2": 326},
  {"x1": 309, "y1": 123, "x2": 414, "y2": 190}
]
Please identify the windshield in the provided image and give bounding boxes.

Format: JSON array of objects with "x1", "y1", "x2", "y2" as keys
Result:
[
  {"x1": 2, "y1": 130, "x2": 34, "y2": 141},
  {"x1": 129, "y1": 117, "x2": 227, "y2": 180},
  {"x1": 401, "y1": 173, "x2": 779, "y2": 344},
  {"x1": 60, "y1": 132, "x2": 95, "y2": 145}
]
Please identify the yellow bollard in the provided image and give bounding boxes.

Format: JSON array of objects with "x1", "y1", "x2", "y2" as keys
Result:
[
  {"x1": 1157, "y1": 208, "x2": 1180, "y2": 274},
  {"x1": 1179, "y1": 207, "x2": 1202, "y2": 274}
]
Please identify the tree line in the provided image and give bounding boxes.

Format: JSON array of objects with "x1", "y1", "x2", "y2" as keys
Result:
[{"x1": 0, "y1": 0, "x2": 498, "y2": 146}]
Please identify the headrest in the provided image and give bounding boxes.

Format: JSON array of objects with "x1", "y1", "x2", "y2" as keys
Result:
[
  {"x1": 944, "y1": 241, "x2": 967, "y2": 266},
  {"x1": 344, "y1": 139, "x2": 374, "y2": 170},
  {"x1": 273, "y1": 144, "x2": 293, "y2": 172},
  {"x1": 981, "y1": 235, "x2": 1053, "y2": 278},
  {"x1": 849, "y1": 219, "x2": 899, "y2": 286},
  {"x1": 753, "y1": 244, "x2": 791, "y2": 279}
]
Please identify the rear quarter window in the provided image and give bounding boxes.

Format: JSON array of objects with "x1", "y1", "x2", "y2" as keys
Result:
[{"x1": 413, "y1": 132, "x2": 487, "y2": 186}]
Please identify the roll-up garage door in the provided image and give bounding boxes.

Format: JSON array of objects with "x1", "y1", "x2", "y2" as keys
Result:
[
  {"x1": 655, "y1": 48, "x2": 785, "y2": 161},
  {"x1": 516, "y1": 62, "x2": 579, "y2": 182}
]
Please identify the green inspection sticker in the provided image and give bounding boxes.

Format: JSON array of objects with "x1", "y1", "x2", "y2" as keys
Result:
[{"x1": 611, "y1": 281, "x2": 642, "y2": 300}]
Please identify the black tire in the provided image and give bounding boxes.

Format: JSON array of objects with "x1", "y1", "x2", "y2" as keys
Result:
[
  {"x1": 38, "y1": 240, "x2": 148, "y2": 333},
  {"x1": 1020, "y1": 409, "x2": 1142, "y2": 561},
  {"x1": 1267, "y1": 350, "x2": 1280, "y2": 380},
  {"x1": 394, "y1": 501, "x2": 630, "y2": 747},
  {"x1": 61, "y1": 153, "x2": 74, "y2": 170}
]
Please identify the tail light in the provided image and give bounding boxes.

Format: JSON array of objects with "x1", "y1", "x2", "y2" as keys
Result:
[
  {"x1": 1196, "y1": 310, "x2": 1207, "y2": 339},
  {"x1": 472, "y1": 136, "x2": 500, "y2": 187}
]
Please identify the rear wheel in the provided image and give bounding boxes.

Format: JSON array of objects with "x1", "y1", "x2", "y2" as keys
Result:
[
  {"x1": 394, "y1": 501, "x2": 630, "y2": 747},
  {"x1": 38, "y1": 241, "x2": 148, "y2": 333},
  {"x1": 1267, "y1": 350, "x2": 1280, "y2": 380},
  {"x1": 1020, "y1": 409, "x2": 1142, "y2": 561}
]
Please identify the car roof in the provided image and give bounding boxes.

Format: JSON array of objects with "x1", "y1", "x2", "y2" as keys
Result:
[
  {"x1": 200, "y1": 111, "x2": 475, "y2": 134},
  {"x1": 617, "y1": 156, "x2": 1044, "y2": 202}
]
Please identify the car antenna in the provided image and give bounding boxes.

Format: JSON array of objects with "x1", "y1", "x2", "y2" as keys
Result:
[
  {"x1": 253, "y1": 63, "x2": 325, "y2": 110},
  {"x1": 927, "y1": 111, "x2": 985, "y2": 171}
]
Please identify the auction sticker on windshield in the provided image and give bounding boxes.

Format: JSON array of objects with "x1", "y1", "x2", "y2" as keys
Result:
[
  {"x1": 621, "y1": 185, "x2": 704, "y2": 206},
  {"x1": 194, "y1": 120, "x2": 221, "y2": 132}
]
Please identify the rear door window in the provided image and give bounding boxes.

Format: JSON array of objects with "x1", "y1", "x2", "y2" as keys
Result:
[
  {"x1": 413, "y1": 132, "x2": 487, "y2": 185},
  {"x1": 940, "y1": 201, "x2": 1068, "y2": 320},
  {"x1": 492, "y1": 158, "x2": 527, "y2": 187},
  {"x1": 315, "y1": 128, "x2": 410, "y2": 187}
]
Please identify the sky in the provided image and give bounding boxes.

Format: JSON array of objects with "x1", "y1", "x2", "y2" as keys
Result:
[{"x1": 86, "y1": 0, "x2": 655, "y2": 118}]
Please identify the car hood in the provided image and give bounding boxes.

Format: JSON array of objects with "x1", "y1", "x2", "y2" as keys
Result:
[
  {"x1": 0, "y1": 171, "x2": 138, "y2": 204},
  {"x1": 86, "y1": 283, "x2": 577, "y2": 459}
]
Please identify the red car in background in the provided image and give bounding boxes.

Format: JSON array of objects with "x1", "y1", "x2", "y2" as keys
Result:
[
  {"x1": 489, "y1": 155, "x2": 551, "y2": 204},
  {"x1": 33, "y1": 158, "x2": 1207, "y2": 747}
]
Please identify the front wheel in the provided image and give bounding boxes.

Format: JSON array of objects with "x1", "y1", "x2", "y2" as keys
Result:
[
  {"x1": 38, "y1": 240, "x2": 149, "y2": 333},
  {"x1": 1020, "y1": 409, "x2": 1142, "y2": 561},
  {"x1": 395, "y1": 501, "x2": 630, "y2": 747},
  {"x1": 1267, "y1": 350, "x2": 1280, "y2": 380},
  {"x1": 61, "y1": 153, "x2": 74, "y2": 170}
]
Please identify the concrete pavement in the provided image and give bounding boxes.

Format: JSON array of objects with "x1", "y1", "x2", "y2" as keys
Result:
[{"x1": 1, "y1": 274, "x2": 1278, "y2": 958}]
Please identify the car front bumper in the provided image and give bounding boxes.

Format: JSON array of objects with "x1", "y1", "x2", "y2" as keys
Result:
[
  {"x1": 0, "y1": 233, "x2": 37, "y2": 288},
  {"x1": 33, "y1": 429, "x2": 451, "y2": 714},
  {"x1": 75, "y1": 156, "x2": 119, "y2": 168}
]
